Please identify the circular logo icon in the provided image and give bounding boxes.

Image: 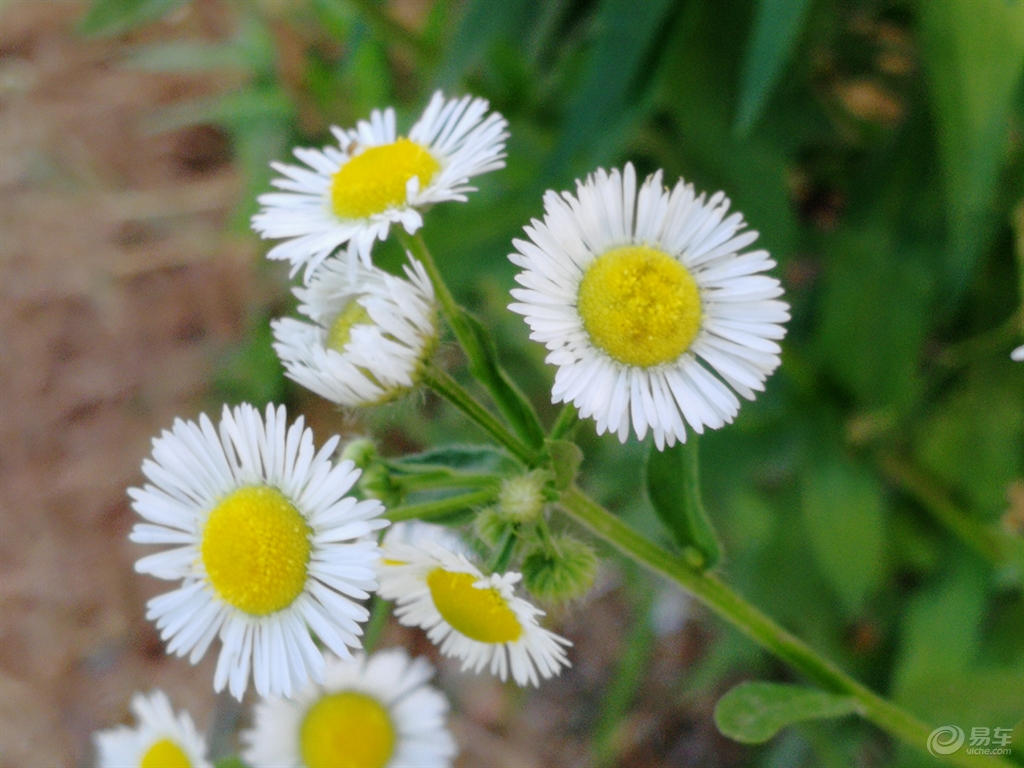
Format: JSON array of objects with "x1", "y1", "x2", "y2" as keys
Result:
[{"x1": 928, "y1": 726, "x2": 965, "y2": 756}]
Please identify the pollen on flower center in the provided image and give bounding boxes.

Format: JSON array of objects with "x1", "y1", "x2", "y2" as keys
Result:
[
  {"x1": 577, "y1": 245, "x2": 702, "y2": 368},
  {"x1": 326, "y1": 300, "x2": 372, "y2": 353},
  {"x1": 331, "y1": 138, "x2": 440, "y2": 219},
  {"x1": 201, "y1": 485, "x2": 311, "y2": 616},
  {"x1": 140, "y1": 738, "x2": 192, "y2": 768},
  {"x1": 300, "y1": 691, "x2": 396, "y2": 768},
  {"x1": 426, "y1": 568, "x2": 523, "y2": 643}
]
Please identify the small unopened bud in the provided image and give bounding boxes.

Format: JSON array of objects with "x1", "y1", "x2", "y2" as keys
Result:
[
  {"x1": 498, "y1": 470, "x2": 548, "y2": 523},
  {"x1": 522, "y1": 535, "x2": 598, "y2": 604},
  {"x1": 341, "y1": 438, "x2": 377, "y2": 469}
]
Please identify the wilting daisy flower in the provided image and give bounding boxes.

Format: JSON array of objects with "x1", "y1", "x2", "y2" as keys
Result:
[
  {"x1": 242, "y1": 649, "x2": 456, "y2": 768},
  {"x1": 509, "y1": 163, "x2": 790, "y2": 449},
  {"x1": 129, "y1": 403, "x2": 388, "y2": 700},
  {"x1": 93, "y1": 689, "x2": 211, "y2": 768},
  {"x1": 272, "y1": 256, "x2": 438, "y2": 407},
  {"x1": 377, "y1": 541, "x2": 571, "y2": 687},
  {"x1": 252, "y1": 91, "x2": 508, "y2": 279}
]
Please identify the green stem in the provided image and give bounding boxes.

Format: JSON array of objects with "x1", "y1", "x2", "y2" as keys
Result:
[
  {"x1": 488, "y1": 525, "x2": 519, "y2": 573},
  {"x1": 558, "y1": 486, "x2": 1014, "y2": 768},
  {"x1": 401, "y1": 231, "x2": 546, "y2": 455},
  {"x1": 549, "y1": 403, "x2": 579, "y2": 440},
  {"x1": 879, "y1": 454, "x2": 1014, "y2": 568},
  {"x1": 387, "y1": 488, "x2": 498, "y2": 523},
  {"x1": 421, "y1": 365, "x2": 536, "y2": 465},
  {"x1": 362, "y1": 595, "x2": 390, "y2": 653}
]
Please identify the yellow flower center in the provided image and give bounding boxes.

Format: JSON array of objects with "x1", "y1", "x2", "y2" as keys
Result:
[
  {"x1": 300, "y1": 691, "x2": 396, "y2": 768},
  {"x1": 426, "y1": 568, "x2": 523, "y2": 643},
  {"x1": 577, "y1": 245, "x2": 702, "y2": 368},
  {"x1": 331, "y1": 138, "x2": 440, "y2": 219},
  {"x1": 140, "y1": 739, "x2": 191, "y2": 768},
  {"x1": 327, "y1": 300, "x2": 373, "y2": 353},
  {"x1": 201, "y1": 486, "x2": 311, "y2": 616}
]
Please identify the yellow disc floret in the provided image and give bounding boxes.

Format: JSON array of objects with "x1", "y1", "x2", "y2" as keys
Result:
[
  {"x1": 140, "y1": 739, "x2": 192, "y2": 768},
  {"x1": 577, "y1": 245, "x2": 702, "y2": 367},
  {"x1": 327, "y1": 300, "x2": 373, "y2": 353},
  {"x1": 331, "y1": 138, "x2": 440, "y2": 219},
  {"x1": 300, "y1": 691, "x2": 396, "y2": 768},
  {"x1": 201, "y1": 485, "x2": 311, "y2": 616},
  {"x1": 426, "y1": 568, "x2": 523, "y2": 643}
]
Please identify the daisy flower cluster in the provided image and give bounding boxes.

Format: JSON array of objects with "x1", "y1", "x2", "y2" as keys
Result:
[{"x1": 105, "y1": 87, "x2": 791, "y2": 768}]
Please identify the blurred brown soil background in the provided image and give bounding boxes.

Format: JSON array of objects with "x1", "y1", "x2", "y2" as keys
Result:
[{"x1": 0, "y1": 3, "x2": 736, "y2": 767}]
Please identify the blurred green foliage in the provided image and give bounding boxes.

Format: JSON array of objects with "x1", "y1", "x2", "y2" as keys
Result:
[{"x1": 90, "y1": 0, "x2": 1023, "y2": 763}]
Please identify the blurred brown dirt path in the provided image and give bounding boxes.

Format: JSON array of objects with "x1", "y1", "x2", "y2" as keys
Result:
[{"x1": 0, "y1": 2, "x2": 259, "y2": 764}]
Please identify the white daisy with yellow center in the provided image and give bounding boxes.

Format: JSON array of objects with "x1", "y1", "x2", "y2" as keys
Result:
[
  {"x1": 129, "y1": 403, "x2": 388, "y2": 700},
  {"x1": 252, "y1": 91, "x2": 508, "y2": 279},
  {"x1": 508, "y1": 163, "x2": 790, "y2": 449},
  {"x1": 272, "y1": 256, "x2": 438, "y2": 407},
  {"x1": 241, "y1": 649, "x2": 456, "y2": 768},
  {"x1": 377, "y1": 541, "x2": 571, "y2": 687},
  {"x1": 93, "y1": 689, "x2": 210, "y2": 768}
]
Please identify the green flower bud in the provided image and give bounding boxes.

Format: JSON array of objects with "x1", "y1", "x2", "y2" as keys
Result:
[
  {"x1": 498, "y1": 470, "x2": 548, "y2": 523},
  {"x1": 341, "y1": 438, "x2": 377, "y2": 469},
  {"x1": 522, "y1": 534, "x2": 598, "y2": 604}
]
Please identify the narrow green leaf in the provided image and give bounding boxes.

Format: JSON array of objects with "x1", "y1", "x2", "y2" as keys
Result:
[
  {"x1": 78, "y1": 0, "x2": 187, "y2": 36},
  {"x1": 460, "y1": 312, "x2": 546, "y2": 452},
  {"x1": 432, "y1": 0, "x2": 535, "y2": 87},
  {"x1": 920, "y1": 0, "x2": 1024, "y2": 294},
  {"x1": 393, "y1": 444, "x2": 517, "y2": 474},
  {"x1": 547, "y1": 0, "x2": 676, "y2": 180},
  {"x1": 546, "y1": 439, "x2": 583, "y2": 491},
  {"x1": 645, "y1": 438, "x2": 721, "y2": 570},
  {"x1": 802, "y1": 451, "x2": 885, "y2": 615},
  {"x1": 714, "y1": 682, "x2": 859, "y2": 744},
  {"x1": 733, "y1": 0, "x2": 813, "y2": 135}
]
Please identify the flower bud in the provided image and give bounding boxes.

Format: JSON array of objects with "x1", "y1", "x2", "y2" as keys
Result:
[{"x1": 521, "y1": 534, "x2": 598, "y2": 604}]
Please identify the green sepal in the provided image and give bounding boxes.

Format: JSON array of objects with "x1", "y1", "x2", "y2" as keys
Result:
[
  {"x1": 714, "y1": 682, "x2": 860, "y2": 744},
  {"x1": 644, "y1": 437, "x2": 721, "y2": 570}
]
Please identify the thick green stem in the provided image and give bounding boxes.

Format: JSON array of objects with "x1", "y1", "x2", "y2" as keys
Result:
[
  {"x1": 558, "y1": 486, "x2": 1014, "y2": 768},
  {"x1": 421, "y1": 365, "x2": 536, "y2": 465},
  {"x1": 387, "y1": 488, "x2": 498, "y2": 523},
  {"x1": 488, "y1": 526, "x2": 519, "y2": 573}
]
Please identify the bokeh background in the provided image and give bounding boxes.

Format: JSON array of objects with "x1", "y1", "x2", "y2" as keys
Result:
[{"x1": 0, "y1": 1, "x2": 1021, "y2": 766}]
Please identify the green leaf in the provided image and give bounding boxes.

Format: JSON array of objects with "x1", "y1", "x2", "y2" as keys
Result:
[
  {"x1": 546, "y1": 439, "x2": 582, "y2": 491},
  {"x1": 734, "y1": 0, "x2": 813, "y2": 135},
  {"x1": 816, "y1": 228, "x2": 933, "y2": 411},
  {"x1": 78, "y1": 0, "x2": 187, "y2": 36},
  {"x1": 547, "y1": 0, "x2": 676, "y2": 181},
  {"x1": 802, "y1": 451, "x2": 885, "y2": 615},
  {"x1": 645, "y1": 438, "x2": 721, "y2": 570},
  {"x1": 919, "y1": 0, "x2": 1024, "y2": 295},
  {"x1": 714, "y1": 682, "x2": 859, "y2": 744},
  {"x1": 393, "y1": 444, "x2": 517, "y2": 474},
  {"x1": 459, "y1": 312, "x2": 546, "y2": 452}
]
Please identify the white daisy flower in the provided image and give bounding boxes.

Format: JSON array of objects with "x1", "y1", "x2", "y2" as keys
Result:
[
  {"x1": 93, "y1": 689, "x2": 211, "y2": 768},
  {"x1": 129, "y1": 403, "x2": 388, "y2": 700},
  {"x1": 508, "y1": 163, "x2": 790, "y2": 449},
  {"x1": 1011, "y1": 344, "x2": 1024, "y2": 362},
  {"x1": 241, "y1": 649, "x2": 457, "y2": 768},
  {"x1": 272, "y1": 256, "x2": 438, "y2": 407},
  {"x1": 252, "y1": 91, "x2": 508, "y2": 279},
  {"x1": 377, "y1": 541, "x2": 571, "y2": 687}
]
